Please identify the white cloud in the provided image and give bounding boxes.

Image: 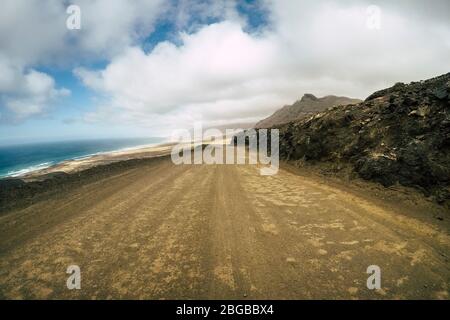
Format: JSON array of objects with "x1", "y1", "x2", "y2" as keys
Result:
[
  {"x1": 0, "y1": 0, "x2": 167, "y2": 65},
  {"x1": 1, "y1": 0, "x2": 449, "y2": 130},
  {"x1": 0, "y1": 0, "x2": 166, "y2": 121},
  {"x1": 0, "y1": 65, "x2": 70, "y2": 121},
  {"x1": 70, "y1": 0, "x2": 167, "y2": 58},
  {"x1": 76, "y1": 21, "x2": 276, "y2": 110},
  {"x1": 75, "y1": 21, "x2": 282, "y2": 133},
  {"x1": 76, "y1": 0, "x2": 450, "y2": 133}
]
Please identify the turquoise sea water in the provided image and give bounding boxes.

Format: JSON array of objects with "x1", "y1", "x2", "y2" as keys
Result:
[{"x1": 0, "y1": 137, "x2": 164, "y2": 178}]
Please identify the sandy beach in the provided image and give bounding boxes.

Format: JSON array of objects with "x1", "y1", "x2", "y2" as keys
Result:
[
  {"x1": 10, "y1": 137, "x2": 232, "y2": 181},
  {"x1": 16, "y1": 143, "x2": 175, "y2": 180},
  {"x1": 0, "y1": 143, "x2": 449, "y2": 299}
]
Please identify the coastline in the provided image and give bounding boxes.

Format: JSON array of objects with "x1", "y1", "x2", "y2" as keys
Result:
[
  {"x1": 1, "y1": 141, "x2": 174, "y2": 181},
  {"x1": 0, "y1": 137, "x2": 230, "y2": 214},
  {"x1": 1, "y1": 136, "x2": 232, "y2": 181}
]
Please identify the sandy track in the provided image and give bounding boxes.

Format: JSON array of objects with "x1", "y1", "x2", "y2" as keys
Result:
[{"x1": 0, "y1": 156, "x2": 449, "y2": 299}]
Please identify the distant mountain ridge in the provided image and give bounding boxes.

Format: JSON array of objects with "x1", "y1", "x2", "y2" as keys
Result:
[{"x1": 255, "y1": 94, "x2": 362, "y2": 128}]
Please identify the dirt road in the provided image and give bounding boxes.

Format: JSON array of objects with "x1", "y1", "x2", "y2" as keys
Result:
[{"x1": 0, "y1": 155, "x2": 449, "y2": 299}]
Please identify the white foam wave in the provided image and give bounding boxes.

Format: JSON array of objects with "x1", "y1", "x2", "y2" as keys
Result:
[{"x1": 5, "y1": 162, "x2": 54, "y2": 178}]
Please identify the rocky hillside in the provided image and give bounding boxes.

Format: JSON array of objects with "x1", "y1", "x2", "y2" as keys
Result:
[
  {"x1": 255, "y1": 94, "x2": 361, "y2": 128},
  {"x1": 275, "y1": 73, "x2": 450, "y2": 206}
]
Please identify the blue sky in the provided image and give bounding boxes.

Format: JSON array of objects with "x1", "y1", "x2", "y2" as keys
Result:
[{"x1": 0, "y1": 0, "x2": 449, "y2": 145}]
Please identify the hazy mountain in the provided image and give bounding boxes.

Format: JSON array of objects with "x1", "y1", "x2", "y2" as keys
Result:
[{"x1": 255, "y1": 94, "x2": 362, "y2": 128}]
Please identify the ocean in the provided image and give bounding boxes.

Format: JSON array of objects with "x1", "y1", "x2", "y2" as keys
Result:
[{"x1": 0, "y1": 137, "x2": 165, "y2": 178}]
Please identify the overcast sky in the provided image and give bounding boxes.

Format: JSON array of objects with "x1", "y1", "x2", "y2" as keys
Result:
[{"x1": 0, "y1": 0, "x2": 449, "y2": 144}]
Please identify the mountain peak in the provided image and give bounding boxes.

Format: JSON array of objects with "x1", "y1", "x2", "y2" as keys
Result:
[
  {"x1": 255, "y1": 94, "x2": 361, "y2": 128},
  {"x1": 301, "y1": 93, "x2": 318, "y2": 101}
]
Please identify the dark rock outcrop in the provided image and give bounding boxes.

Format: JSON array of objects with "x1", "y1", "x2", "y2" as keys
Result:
[{"x1": 273, "y1": 73, "x2": 450, "y2": 206}]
